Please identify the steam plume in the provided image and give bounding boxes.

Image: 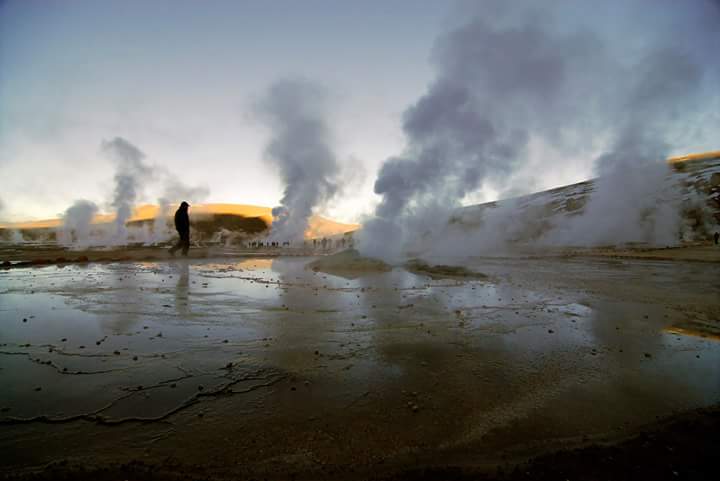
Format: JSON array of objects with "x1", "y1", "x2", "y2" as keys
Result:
[
  {"x1": 59, "y1": 200, "x2": 98, "y2": 246},
  {"x1": 101, "y1": 137, "x2": 152, "y2": 243},
  {"x1": 359, "y1": 0, "x2": 720, "y2": 260},
  {"x1": 255, "y1": 78, "x2": 340, "y2": 241}
]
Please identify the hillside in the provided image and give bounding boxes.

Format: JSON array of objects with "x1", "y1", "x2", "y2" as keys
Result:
[{"x1": 451, "y1": 153, "x2": 720, "y2": 245}]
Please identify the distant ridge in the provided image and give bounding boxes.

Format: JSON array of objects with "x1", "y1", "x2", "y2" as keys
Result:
[{"x1": 1, "y1": 203, "x2": 360, "y2": 239}]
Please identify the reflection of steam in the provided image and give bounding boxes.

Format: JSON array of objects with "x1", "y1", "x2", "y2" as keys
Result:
[
  {"x1": 255, "y1": 79, "x2": 340, "y2": 242},
  {"x1": 358, "y1": 1, "x2": 720, "y2": 262}
]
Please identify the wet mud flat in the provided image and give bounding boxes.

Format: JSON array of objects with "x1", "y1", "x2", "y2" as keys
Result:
[{"x1": 1, "y1": 255, "x2": 719, "y2": 479}]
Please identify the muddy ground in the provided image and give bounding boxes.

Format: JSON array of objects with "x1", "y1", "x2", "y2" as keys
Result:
[{"x1": 1, "y1": 245, "x2": 719, "y2": 480}]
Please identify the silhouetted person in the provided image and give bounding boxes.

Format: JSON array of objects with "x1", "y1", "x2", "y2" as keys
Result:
[
  {"x1": 169, "y1": 201, "x2": 190, "y2": 256},
  {"x1": 715, "y1": 232, "x2": 719, "y2": 245}
]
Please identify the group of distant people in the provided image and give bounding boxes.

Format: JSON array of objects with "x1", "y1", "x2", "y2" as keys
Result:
[
  {"x1": 248, "y1": 240, "x2": 291, "y2": 248},
  {"x1": 166, "y1": 201, "x2": 353, "y2": 257},
  {"x1": 312, "y1": 237, "x2": 349, "y2": 249}
]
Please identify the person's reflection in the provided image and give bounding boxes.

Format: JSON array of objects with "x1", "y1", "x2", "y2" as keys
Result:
[{"x1": 173, "y1": 260, "x2": 191, "y2": 317}]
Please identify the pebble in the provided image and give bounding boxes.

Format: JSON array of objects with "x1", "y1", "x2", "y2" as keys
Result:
[
  {"x1": 22, "y1": 318, "x2": 27, "y2": 322},
  {"x1": 133, "y1": 356, "x2": 138, "y2": 361},
  {"x1": 34, "y1": 387, "x2": 42, "y2": 392}
]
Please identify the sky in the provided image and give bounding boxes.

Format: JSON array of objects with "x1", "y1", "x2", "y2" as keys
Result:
[{"x1": 1, "y1": 0, "x2": 718, "y2": 224}]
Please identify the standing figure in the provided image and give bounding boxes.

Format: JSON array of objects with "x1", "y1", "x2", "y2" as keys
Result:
[{"x1": 169, "y1": 201, "x2": 190, "y2": 256}]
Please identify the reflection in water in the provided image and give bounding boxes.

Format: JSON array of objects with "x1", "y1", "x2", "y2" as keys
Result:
[
  {"x1": 1, "y1": 255, "x2": 718, "y2": 456},
  {"x1": 173, "y1": 260, "x2": 191, "y2": 317}
]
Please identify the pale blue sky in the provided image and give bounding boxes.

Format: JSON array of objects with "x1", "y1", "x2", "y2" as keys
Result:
[{"x1": 0, "y1": 0, "x2": 447, "y2": 222}]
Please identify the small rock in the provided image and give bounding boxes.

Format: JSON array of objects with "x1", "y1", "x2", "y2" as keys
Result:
[
  {"x1": 61, "y1": 338, "x2": 67, "y2": 342},
  {"x1": 113, "y1": 350, "x2": 121, "y2": 355},
  {"x1": 170, "y1": 383, "x2": 177, "y2": 388},
  {"x1": 291, "y1": 386, "x2": 296, "y2": 391},
  {"x1": 78, "y1": 345, "x2": 85, "y2": 349},
  {"x1": 22, "y1": 318, "x2": 27, "y2": 322},
  {"x1": 548, "y1": 329, "x2": 554, "y2": 334},
  {"x1": 644, "y1": 352, "x2": 652, "y2": 358},
  {"x1": 225, "y1": 362, "x2": 233, "y2": 369},
  {"x1": 34, "y1": 387, "x2": 42, "y2": 392},
  {"x1": 198, "y1": 385, "x2": 204, "y2": 391},
  {"x1": 132, "y1": 356, "x2": 138, "y2": 361},
  {"x1": 222, "y1": 339, "x2": 229, "y2": 343}
]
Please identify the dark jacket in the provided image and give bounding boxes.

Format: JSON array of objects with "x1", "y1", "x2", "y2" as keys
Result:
[{"x1": 174, "y1": 203, "x2": 190, "y2": 234}]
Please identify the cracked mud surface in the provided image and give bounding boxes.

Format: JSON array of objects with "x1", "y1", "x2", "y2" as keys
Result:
[{"x1": 1, "y1": 254, "x2": 719, "y2": 479}]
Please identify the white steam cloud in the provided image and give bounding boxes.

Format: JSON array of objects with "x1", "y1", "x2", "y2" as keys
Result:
[
  {"x1": 59, "y1": 199, "x2": 99, "y2": 246},
  {"x1": 255, "y1": 78, "x2": 340, "y2": 241},
  {"x1": 359, "y1": 0, "x2": 720, "y2": 261},
  {"x1": 58, "y1": 137, "x2": 209, "y2": 247},
  {"x1": 101, "y1": 137, "x2": 153, "y2": 244}
]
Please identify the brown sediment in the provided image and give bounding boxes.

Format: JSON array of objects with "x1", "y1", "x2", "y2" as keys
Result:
[
  {"x1": 307, "y1": 248, "x2": 392, "y2": 276},
  {"x1": 2, "y1": 405, "x2": 718, "y2": 480},
  {"x1": 405, "y1": 258, "x2": 489, "y2": 279}
]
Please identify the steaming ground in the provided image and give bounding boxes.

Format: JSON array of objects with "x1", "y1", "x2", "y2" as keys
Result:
[{"x1": 1, "y1": 250, "x2": 719, "y2": 479}]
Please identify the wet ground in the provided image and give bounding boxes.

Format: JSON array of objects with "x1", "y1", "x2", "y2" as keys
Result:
[{"x1": 1, "y1": 254, "x2": 719, "y2": 479}]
